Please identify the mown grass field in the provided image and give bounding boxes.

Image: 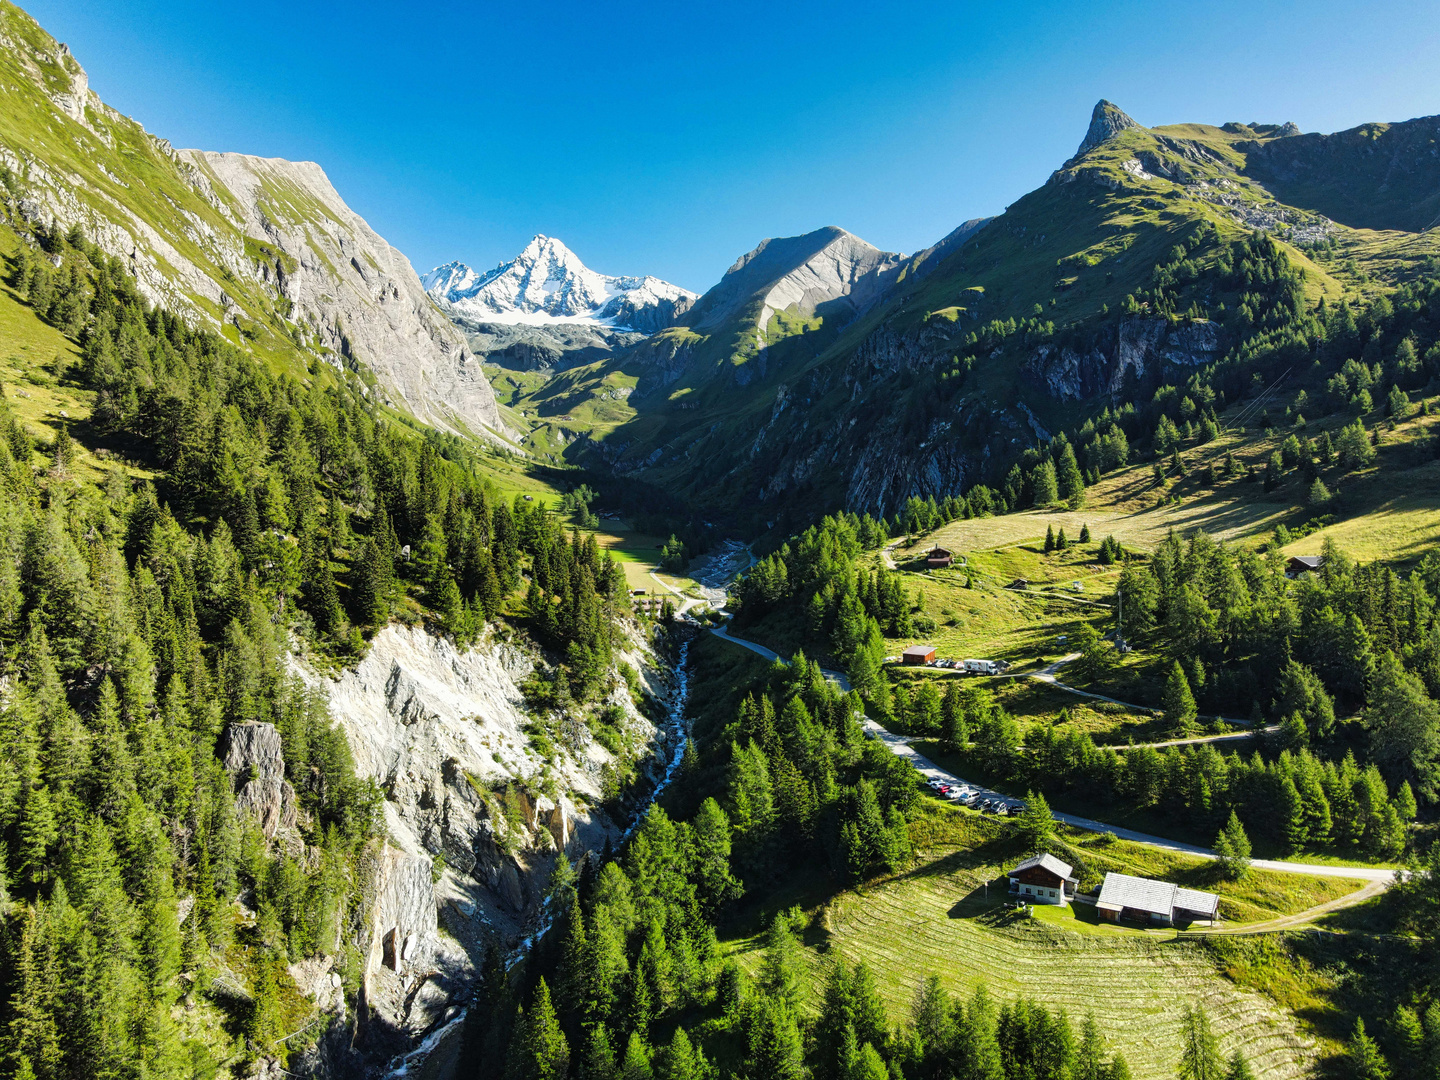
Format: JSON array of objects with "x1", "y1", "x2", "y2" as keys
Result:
[
  {"x1": 723, "y1": 807, "x2": 1350, "y2": 1079},
  {"x1": 890, "y1": 676, "x2": 1174, "y2": 745},
  {"x1": 874, "y1": 537, "x2": 1118, "y2": 667}
]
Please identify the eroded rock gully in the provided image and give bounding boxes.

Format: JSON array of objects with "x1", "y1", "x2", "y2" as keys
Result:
[{"x1": 282, "y1": 621, "x2": 680, "y2": 1076}]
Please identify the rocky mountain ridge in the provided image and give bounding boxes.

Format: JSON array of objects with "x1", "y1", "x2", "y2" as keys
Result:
[
  {"x1": 686, "y1": 226, "x2": 906, "y2": 334},
  {"x1": 0, "y1": 2, "x2": 508, "y2": 442},
  {"x1": 548, "y1": 97, "x2": 1440, "y2": 530}
]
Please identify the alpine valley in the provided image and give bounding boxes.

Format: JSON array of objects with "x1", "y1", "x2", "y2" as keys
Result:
[{"x1": 4, "y1": 3, "x2": 1440, "y2": 1080}]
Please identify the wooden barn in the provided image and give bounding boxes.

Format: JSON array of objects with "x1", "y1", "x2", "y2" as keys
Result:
[
  {"x1": 902, "y1": 645, "x2": 937, "y2": 665},
  {"x1": 1006, "y1": 854, "x2": 1079, "y2": 906},
  {"x1": 1094, "y1": 872, "x2": 1219, "y2": 925}
]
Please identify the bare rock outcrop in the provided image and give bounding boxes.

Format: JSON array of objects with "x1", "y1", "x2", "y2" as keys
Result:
[
  {"x1": 1021, "y1": 317, "x2": 1223, "y2": 401},
  {"x1": 290, "y1": 621, "x2": 674, "y2": 1047},
  {"x1": 219, "y1": 722, "x2": 299, "y2": 841},
  {"x1": 182, "y1": 151, "x2": 508, "y2": 442},
  {"x1": 1072, "y1": 99, "x2": 1143, "y2": 160}
]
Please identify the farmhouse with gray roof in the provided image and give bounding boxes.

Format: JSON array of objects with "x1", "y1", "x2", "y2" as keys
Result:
[
  {"x1": 1007, "y1": 854, "x2": 1080, "y2": 906},
  {"x1": 1095, "y1": 871, "x2": 1220, "y2": 925}
]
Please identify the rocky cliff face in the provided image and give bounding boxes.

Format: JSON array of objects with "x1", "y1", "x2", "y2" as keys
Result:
[
  {"x1": 290, "y1": 621, "x2": 676, "y2": 1062},
  {"x1": 0, "y1": 4, "x2": 507, "y2": 444},
  {"x1": 220, "y1": 722, "x2": 301, "y2": 843},
  {"x1": 1020, "y1": 317, "x2": 1223, "y2": 401},
  {"x1": 686, "y1": 226, "x2": 905, "y2": 337},
  {"x1": 183, "y1": 152, "x2": 506, "y2": 440},
  {"x1": 1069, "y1": 99, "x2": 1143, "y2": 162}
]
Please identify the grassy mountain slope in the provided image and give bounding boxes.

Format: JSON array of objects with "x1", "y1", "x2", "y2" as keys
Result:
[
  {"x1": 0, "y1": 1, "x2": 506, "y2": 441},
  {"x1": 505, "y1": 102, "x2": 1440, "y2": 536},
  {"x1": 1242, "y1": 113, "x2": 1440, "y2": 233}
]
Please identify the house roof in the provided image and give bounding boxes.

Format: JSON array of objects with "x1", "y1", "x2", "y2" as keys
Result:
[
  {"x1": 1008, "y1": 853, "x2": 1075, "y2": 882},
  {"x1": 929, "y1": 547, "x2": 952, "y2": 556},
  {"x1": 1095, "y1": 872, "x2": 1220, "y2": 920},
  {"x1": 902, "y1": 644, "x2": 936, "y2": 657},
  {"x1": 1096, "y1": 872, "x2": 1177, "y2": 916},
  {"x1": 1173, "y1": 885, "x2": 1221, "y2": 918},
  {"x1": 1288, "y1": 555, "x2": 1324, "y2": 569}
]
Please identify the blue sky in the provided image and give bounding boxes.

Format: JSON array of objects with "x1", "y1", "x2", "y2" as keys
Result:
[{"x1": 25, "y1": 0, "x2": 1440, "y2": 292}]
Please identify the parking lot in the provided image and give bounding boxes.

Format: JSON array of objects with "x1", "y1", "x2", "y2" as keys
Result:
[
  {"x1": 860, "y1": 718, "x2": 1025, "y2": 814},
  {"x1": 882, "y1": 656, "x2": 1013, "y2": 675}
]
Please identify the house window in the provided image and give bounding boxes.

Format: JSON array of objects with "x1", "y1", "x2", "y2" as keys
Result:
[{"x1": 1049, "y1": 890, "x2": 1057, "y2": 898}]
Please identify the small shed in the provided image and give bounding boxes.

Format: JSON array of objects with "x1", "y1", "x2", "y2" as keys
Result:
[
  {"x1": 1286, "y1": 555, "x2": 1324, "y2": 578},
  {"x1": 902, "y1": 645, "x2": 937, "y2": 665},
  {"x1": 927, "y1": 546, "x2": 954, "y2": 568},
  {"x1": 1007, "y1": 854, "x2": 1079, "y2": 906}
]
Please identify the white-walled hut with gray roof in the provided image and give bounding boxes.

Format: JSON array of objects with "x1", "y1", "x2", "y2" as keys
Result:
[{"x1": 1007, "y1": 854, "x2": 1079, "y2": 906}]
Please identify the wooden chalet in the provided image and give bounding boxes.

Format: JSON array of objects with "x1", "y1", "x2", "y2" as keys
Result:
[
  {"x1": 1286, "y1": 555, "x2": 1324, "y2": 577},
  {"x1": 1007, "y1": 854, "x2": 1079, "y2": 906},
  {"x1": 926, "y1": 546, "x2": 954, "y2": 568}
]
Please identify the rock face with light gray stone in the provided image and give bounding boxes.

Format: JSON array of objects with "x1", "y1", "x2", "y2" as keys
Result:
[
  {"x1": 289, "y1": 621, "x2": 675, "y2": 1044},
  {"x1": 1071, "y1": 99, "x2": 1142, "y2": 160},
  {"x1": 219, "y1": 722, "x2": 299, "y2": 840},
  {"x1": 0, "y1": 6, "x2": 509, "y2": 446},
  {"x1": 182, "y1": 151, "x2": 507, "y2": 442}
]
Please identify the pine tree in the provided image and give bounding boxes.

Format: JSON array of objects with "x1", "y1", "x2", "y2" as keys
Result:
[
  {"x1": 1079, "y1": 523, "x2": 1091, "y2": 543},
  {"x1": 582, "y1": 1026, "x2": 618, "y2": 1080},
  {"x1": 1045, "y1": 525, "x2": 1056, "y2": 553},
  {"x1": 1346, "y1": 1018, "x2": 1390, "y2": 1080},
  {"x1": 1162, "y1": 662, "x2": 1198, "y2": 730},
  {"x1": 1397, "y1": 781, "x2": 1418, "y2": 822},
  {"x1": 523, "y1": 979, "x2": 570, "y2": 1080},
  {"x1": 1058, "y1": 444, "x2": 1086, "y2": 508},
  {"x1": 759, "y1": 911, "x2": 803, "y2": 1006},
  {"x1": 19, "y1": 784, "x2": 58, "y2": 885},
  {"x1": 910, "y1": 973, "x2": 953, "y2": 1080},
  {"x1": 1279, "y1": 777, "x2": 1307, "y2": 851},
  {"x1": 1016, "y1": 790, "x2": 1054, "y2": 852},
  {"x1": 654, "y1": 1027, "x2": 708, "y2": 1080},
  {"x1": 620, "y1": 1031, "x2": 653, "y2": 1080},
  {"x1": 1213, "y1": 811, "x2": 1251, "y2": 879},
  {"x1": 746, "y1": 999, "x2": 805, "y2": 1080},
  {"x1": 1032, "y1": 460, "x2": 1059, "y2": 506},
  {"x1": 957, "y1": 985, "x2": 1004, "y2": 1080},
  {"x1": 1222, "y1": 1049, "x2": 1255, "y2": 1080},
  {"x1": 1177, "y1": 1005, "x2": 1225, "y2": 1080},
  {"x1": 1075, "y1": 1013, "x2": 1105, "y2": 1080},
  {"x1": 848, "y1": 1044, "x2": 888, "y2": 1080},
  {"x1": 353, "y1": 537, "x2": 391, "y2": 628}
]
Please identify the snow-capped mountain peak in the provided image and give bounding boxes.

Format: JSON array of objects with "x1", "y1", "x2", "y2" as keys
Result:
[{"x1": 423, "y1": 235, "x2": 696, "y2": 334}]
